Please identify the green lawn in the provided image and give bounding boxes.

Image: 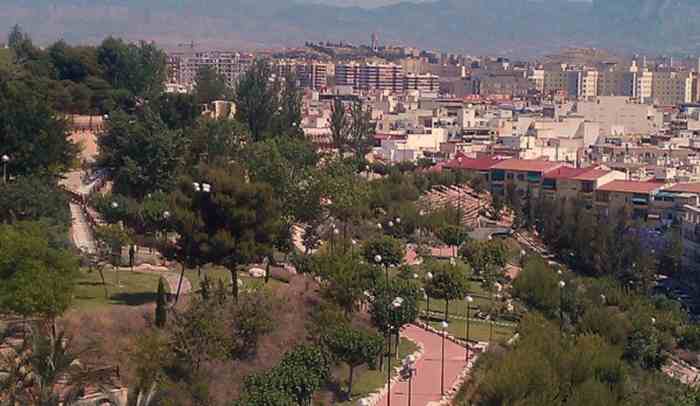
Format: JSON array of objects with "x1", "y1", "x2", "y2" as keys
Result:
[
  {"x1": 183, "y1": 265, "x2": 287, "y2": 293},
  {"x1": 427, "y1": 318, "x2": 515, "y2": 343},
  {"x1": 72, "y1": 267, "x2": 163, "y2": 310},
  {"x1": 335, "y1": 338, "x2": 418, "y2": 405}
]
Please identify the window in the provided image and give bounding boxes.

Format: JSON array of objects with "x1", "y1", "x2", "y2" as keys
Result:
[
  {"x1": 507, "y1": 173, "x2": 514, "y2": 180},
  {"x1": 516, "y1": 173, "x2": 525, "y2": 181},
  {"x1": 581, "y1": 181, "x2": 594, "y2": 193},
  {"x1": 596, "y1": 191, "x2": 610, "y2": 202},
  {"x1": 527, "y1": 171, "x2": 541, "y2": 183},
  {"x1": 492, "y1": 170, "x2": 505, "y2": 181},
  {"x1": 542, "y1": 178, "x2": 556, "y2": 190}
]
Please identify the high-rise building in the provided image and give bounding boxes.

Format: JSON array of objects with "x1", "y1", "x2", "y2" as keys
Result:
[
  {"x1": 275, "y1": 60, "x2": 330, "y2": 90},
  {"x1": 167, "y1": 50, "x2": 253, "y2": 90},
  {"x1": 404, "y1": 73, "x2": 439, "y2": 93},
  {"x1": 652, "y1": 71, "x2": 695, "y2": 106},
  {"x1": 335, "y1": 63, "x2": 405, "y2": 93}
]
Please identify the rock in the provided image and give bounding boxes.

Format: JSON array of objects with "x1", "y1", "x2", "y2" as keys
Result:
[{"x1": 248, "y1": 267, "x2": 265, "y2": 278}]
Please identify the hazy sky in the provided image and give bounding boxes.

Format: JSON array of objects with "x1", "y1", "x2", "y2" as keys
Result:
[{"x1": 300, "y1": 0, "x2": 426, "y2": 7}]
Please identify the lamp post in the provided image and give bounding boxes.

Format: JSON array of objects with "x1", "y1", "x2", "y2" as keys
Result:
[
  {"x1": 1, "y1": 154, "x2": 9, "y2": 184},
  {"x1": 401, "y1": 354, "x2": 417, "y2": 406},
  {"x1": 425, "y1": 272, "x2": 434, "y2": 320},
  {"x1": 559, "y1": 280, "x2": 566, "y2": 332},
  {"x1": 465, "y1": 295, "x2": 474, "y2": 364},
  {"x1": 441, "y1": 320, "x2": 449, "y2": 396},
  {"x1": 386, "y1": 296, "x2": 403, "y2": 406}
]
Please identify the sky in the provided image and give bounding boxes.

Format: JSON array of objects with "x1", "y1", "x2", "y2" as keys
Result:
[{"x1": 299, "y1": 0, "x2": 426, "y2": 7}]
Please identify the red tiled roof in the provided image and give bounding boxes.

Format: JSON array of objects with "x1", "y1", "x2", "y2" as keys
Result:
[
  {"x1": 444, "y1": 156, "x2": 506, "y2": 171},
  {"x1": 665, "y1": 183, "x2": 700, "y2": 194},
  {"x1": 543, "y1": 167, "x2": 591, "y2": 180},
  {"x1": 490, "y1": 159, "x2": 564, "y2": 173},
  {"x1": 597, "y1": 180, "x2": 663, "y2": 194},
  {"x1": 572, "y1": 169, "x2": 613, "y2": 181}
]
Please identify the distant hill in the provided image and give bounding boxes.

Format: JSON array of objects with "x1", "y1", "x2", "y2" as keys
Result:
[{"x1": 2, "y1": 0, "x2": 700, "y2": 55}]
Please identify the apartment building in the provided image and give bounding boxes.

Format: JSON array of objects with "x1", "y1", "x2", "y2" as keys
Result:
[
  {"x1": 652, "y1": 71, "x2": 695, "y2": 106},
  {"x1": 597, "y1": 71, "x2": 636, "y2": 97},
  {"x1": 682, "y1": 204, "x2": 700, "y2": 270},
  {"x1": 489, "y1": 159, "x2": 565, "y2": 197},
  {"x1": 404, "y1": 73, "x2": 439, "y2": 93},
  {"x1": 594, "y1": 180, "x2": 665, "y2": 221},
  {"x1": 335, "y1": 63, "x2": 405, "y2": 93},
  {"x1": 275, "y1": 60, "x2": 330, "y2": 89},
  {"x1": 541, "y1": 167, "x2": 625, "y2": 202},
  {"x1": 167, "y1": 50, "x2": 253, "y2": 89}
]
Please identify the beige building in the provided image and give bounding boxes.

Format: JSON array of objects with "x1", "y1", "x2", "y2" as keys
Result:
[
  {"x1": 594, "y1": 180, "x2": 664, "y2": 221},
  {"x1": 652, "y1": 71, "x2": 695, "y2": 106},
  {"x1": 574, "y1": 97, "x2": 662, "y2": 136}
]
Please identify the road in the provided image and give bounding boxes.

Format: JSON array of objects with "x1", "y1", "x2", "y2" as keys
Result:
[{"x1": 377, "y1": 324, "x2": 471, "y2": 406}]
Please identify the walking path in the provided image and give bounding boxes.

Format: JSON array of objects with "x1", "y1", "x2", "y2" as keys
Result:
[
  {"x1": 69, "y1": 202, "x2": 96, "y2": 254},
  {"x1": 377, "y1": 324, "x2": 471, "y2": 406}
]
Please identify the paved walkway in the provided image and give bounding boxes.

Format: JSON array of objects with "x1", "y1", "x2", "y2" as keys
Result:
[
  {"x1": 378, "y1": 324, "x2": 469, "y2": 406},
  {"x1": 69, "y1": 202, "x2": 96, "y2": 253}
]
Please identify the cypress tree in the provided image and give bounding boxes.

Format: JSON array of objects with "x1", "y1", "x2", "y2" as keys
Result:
[{"x1": 155, "y1": 277, "x2": 167, "y2": 328}]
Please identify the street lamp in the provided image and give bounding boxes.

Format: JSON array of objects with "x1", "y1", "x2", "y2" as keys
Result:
[
  {"x1": 559, "y1": 280, "x2": 566, "y2": 332},
  {"x1": 425, "y1": 272, "x2": 434, "y2": 319},
  {"x1": 1, "y1": 154, "x2": 9, "y2": 184},
  {"x1": 465, "y1": 295, "x2": 474, "y2": 364},
  {"x1": 441, "y1": 320, "x2": 449, "y2": 396},
  {"x1": 386, "y1": 296, "x2": 403, "y2": 406},
  {"x1": 401, "y1": 355, "x2": 417, "y2": 406}
]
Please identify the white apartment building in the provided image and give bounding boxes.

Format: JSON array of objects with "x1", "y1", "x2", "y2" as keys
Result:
[
  {"x1": 580, "y1": 70, "x2": 598, "y2": 98},
  {"x1": 167, "y1": 50, "x2": 253, "y2": 89},
  {"x1": 335, "y1": 63, "x2": 405, "y2": 93}
]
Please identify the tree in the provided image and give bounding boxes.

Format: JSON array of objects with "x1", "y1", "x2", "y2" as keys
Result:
[
  {"x1": 491, "y1": 192, "x2": 505, "y2": 220},
  {"x1": 193, "y1": 65, "x2": 230, "y2": 105},
  {"x1": 0, "y1": 79, "x2": 78, "y2": 177},
  {"x1": 235, "y1": 59, "x2": 278, "y2": 141},
  {"x1": 362, "y1": 235, "x2": 405, "y2": 268},
  {"x1": 323, "y1": 324, "x2": 383, "y2": 399},
  {"x1": 469, "y1": 176, "x2": 487, "y2": 194},
  {"x1": 155, "y1": 278, "x2": 168, "y2": 328},
  {"x1": 271, "y1": 72, "x2": 304, "y2": 138},
  {"x1": 230, "y1": 290, "x2": 275, "y2": 359},
  {"x1": 315, "y1": 252, "x2": 378, "y2": 315},
  {"x1": 348, "y1": 100, "x2": 374, "y2": 159},
  {"x1": 512, "y1": 257, "x2": 561, "y2": 318},
  {"x1": 424, "y1": 261, "x2": 470, "y2": 320},
  {"x1": 275, "y1": 344, "x2": 330, "y2": 406},
  {"x1": 0, "y1": 222, "x2": 78, "y2": 343},
  {"x1": 659, "y1": 227, "x2": 684, "y2": 276},
  {"x1": 235, "y1": 370, "x2": 295, "y2": 406},
  {"x1": 96, "y1": 108, "x2": 186, "y2": 198},
  {"x1": 0, "y1": 175, "x2": 71, "y2": 229},
  {"x1": 330, "y1": 98, "x2": 350, "y2": 151},
  {"x1": 171, "y1": 164, "x2": 280, "y2": 298},
  {"x1": 169, "y1": 297, "x2": 231, "y2": 375},
  {"x1": 97, "y1": 37, "x2": 166, "y2": 99},
  {"x1": 436, "y1": 224, "x2": 470, "y2": 257},
  {"x1": 157, "y1": 93, "x2": 199, "y2": 129},
  {"x1": 186, "y1": 117, "x2": 250, "y2": 168}
]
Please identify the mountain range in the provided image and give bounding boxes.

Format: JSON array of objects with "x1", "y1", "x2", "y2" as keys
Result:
[{"x1": 2, "y1": 0, "x2": 700, "y2": 56}]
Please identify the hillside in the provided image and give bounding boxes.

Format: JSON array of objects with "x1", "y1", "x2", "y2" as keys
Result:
[{"x1": 2, "y1": 0, "x2": 700, "y2": 55}]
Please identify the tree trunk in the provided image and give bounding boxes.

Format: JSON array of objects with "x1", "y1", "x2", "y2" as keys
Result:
[
  {"x1": 98, "y1": 267, "x2": 108, "y2": 299},
  {"x1": 265, "y1": 256, "x2": 271, "y2": 284},
  {"x1": 395, "y1": 330, "x2": 400, "y2": 360},
  {"x1": 230, "y1": 267, "x2": 239, "y2": 302},
  {"x1": 174, "y1": 262, "x2": 186, "y2": 304},
  {"x1": 347, "y1": 365, "x2": 355, "y2": 400}
]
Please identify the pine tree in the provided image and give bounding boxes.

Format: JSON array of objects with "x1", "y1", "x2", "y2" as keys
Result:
[{"x1": 155, "y1": 278, "x2": 167, "y2": 328}]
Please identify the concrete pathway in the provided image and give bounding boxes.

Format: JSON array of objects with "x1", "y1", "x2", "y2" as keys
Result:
[
  {"x1": 69, "y1": 202, "x2": 96, "y2": 253},
  {"x1": 377, "y1": 324, "x2": 470, "y2": 406}
]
